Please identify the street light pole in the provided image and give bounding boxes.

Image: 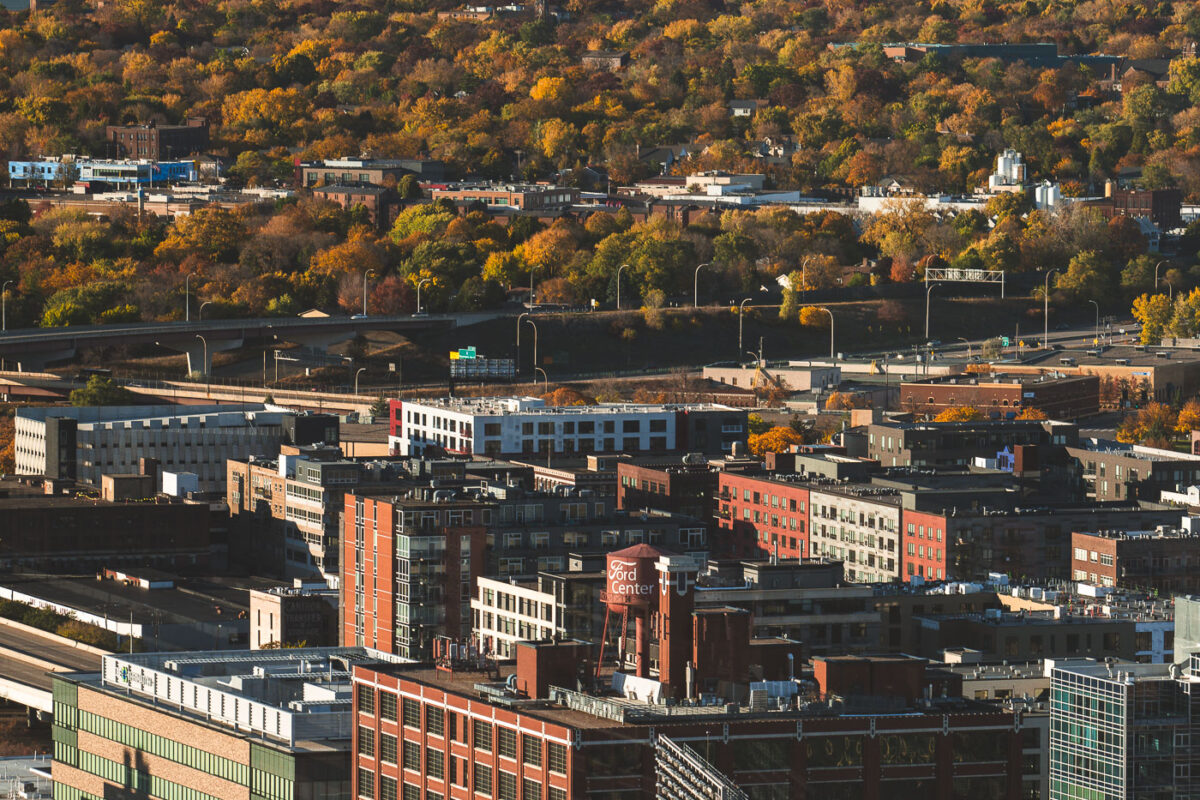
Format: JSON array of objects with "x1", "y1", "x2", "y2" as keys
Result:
[
  {"x1": 199, "y1": 301, "x2": 213, "y2": 320},
  {"x1": 616, "y1": 264, "x2": 629, "y2": 310},
  {"x1": 738, "y1": 297, "x2": 753, "y2": 355},
  {"x1": 354, "y1": 367, "x2": 366, "y2": 395},
  {"x1": 525, "y1": 317, "x2": 538, "y2": 374},
  {"x1": 363, "y1": 269, "x2": 374, "y2": 316},
  {"x1": 194, "y1": 334, "x2": 208, "y2": 394},
  {"x1": 1155, "y1": 259, "x2": 1168, "y2": 291},
  {"x1": 815, "y1": 307, "x2": 834, "y2": 359},
  {"x1": 1043, "y1": 269, "x2": 1059, "y2": 349},
  {"x1": 801, "y1": 255, "x2": 812, "y2": 301},
  {"x1": 534, "y1": 367, "x2": 548, "y2": 394},
  {"x1": 529, "y1": 265, "x2": 538, "y2": 307},
  {"x1": 693, "y1": 262, "x2": 710, "y2": 308},
  {"x1": 185, "y1": 272, "x2": 195, "y2": 322},
  {"x1": 1, "y1": 280, "x2": 12, "y2": 332},
  {"x1": 1089, "y1": 300, "x2": 1100, "y2": 344},
  {"x1": 416, "y1": 278, "x2": 431, "y2": 313},
  {"x1": 957, "y1": 337, "x2": 972, "y2": 361},
  {"x1": 924, "y1": 283, "x2": 938, "y2": 340}
]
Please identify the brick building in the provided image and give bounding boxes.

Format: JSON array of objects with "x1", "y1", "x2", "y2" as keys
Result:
[
  {"x1": 300, "y1": 157, "x2": 445, "y2": 187},
  {"x1": 863, "y1": 419, "x2": 1079, "y2": 468},
  {"x1": 615, "y1": 456, "x2": 717, "y2": 522},
  {"x1": 311, "y1": 185, "x2": 400, "y2": 229},
  {"x1": 1071, "y1": 525, "x2": 1200, "y2": 593},
  {"x1": 353, "y1": 557, "x2": 1030, "y2": 800},
  {"x1": 1065, "y1": 441, "x2": 1200, "y2": 502},
  {"x1": 899, "y1": 373, "x2": 1100, "y2": 420},
  {"x1": 716, "y1": 471, "x2": 810, "y2": 559},
  {"x1": 430, "y1": 183, "x2": 579, "y2": 212},
  {"x1": 105, "y1": 118, "x2": 209, "y2": 159}
]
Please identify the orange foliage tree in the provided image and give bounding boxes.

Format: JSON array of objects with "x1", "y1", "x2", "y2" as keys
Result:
[
  {"x1": 1117, "y1": 402, "x2": 1177, "y2": 448},
  {"x1": 932, "y1": 406, "x2": 987, "y2": 422},
  {"x1": 1014, "y1": 407, "x2": 1049, "y2": 420},
  {"x1": 748, "y1": 425, "x2": 805, "y2": 456}
]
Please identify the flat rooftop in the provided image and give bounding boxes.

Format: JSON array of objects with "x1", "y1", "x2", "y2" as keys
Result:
[{"x1": 402, "y1": 396, "x2": 737, "y2": 415}]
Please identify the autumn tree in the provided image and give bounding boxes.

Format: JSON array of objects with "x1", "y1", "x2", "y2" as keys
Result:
[
  {"x1": 932, "y1": 406, "x2": 986, "y2": 422},
  {"x1": 1177, "y1": 399, "x2": 1200, "y2": 435},
  {"x1": 1117, "y1": 402, "x2": 1177, "y2": 448},
  {"x1": 1014, "y1": 407, "x2": 1049, "y2": 421},
  {"x1": 748, "y1": 425, "x2": 805, "y2": 456},
  {"x1": 1132, "y1": 293, "x2": 1173, "y2": 345}
]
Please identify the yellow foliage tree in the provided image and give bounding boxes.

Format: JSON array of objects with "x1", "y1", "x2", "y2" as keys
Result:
[
  {"x1": 1176, "y1": 398, "x2": 1200, "y2": 434},
  {"x1": 798, "y1": 306, "x2": 829, "y2": 327},
  {"x1": 932, "y1": 406, "x2": 986, "y2": 422},
  {"x1": 1014, "y1": 407, "x2": 1049, "y2": 420},
  {"x1": 748, "y1": 425, "x2": 805, "y2": 456},
  {"x1": 1117, "y1": 402, "x2": 1177, "y2": 447}
]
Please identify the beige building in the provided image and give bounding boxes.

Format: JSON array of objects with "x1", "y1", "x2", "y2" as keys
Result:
[{"x1": 249, "y1": 584, "x2": 339, "y2": 648}]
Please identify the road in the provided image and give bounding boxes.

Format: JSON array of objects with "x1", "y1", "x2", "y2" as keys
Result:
[{"x1": 0, "y1": 625, "x2": 102, "y2": 673}]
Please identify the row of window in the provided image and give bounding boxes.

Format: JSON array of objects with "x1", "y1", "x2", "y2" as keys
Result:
[{"x1": 77, "y1": 710, "x2": 249, "y2": 786}]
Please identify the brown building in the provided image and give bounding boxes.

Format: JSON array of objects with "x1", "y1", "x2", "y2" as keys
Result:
[
  {"x1": 900, "y1": 373, "x2": 1100, "y2": 420},
  {"x1": 581, "y1": 50, "x2": 628, "y2": 70},
  {"x1": 310, "y1": 184, "x2": 400, "y2": 229},
  {"x1": 998, "y1": 346, "x2": 1200, "y2": 405},
  {"x1": 431, "y1": 183, "x2": 579, "y2": 212},
  {"x1": 864, "y1": 419, "x2": 1079, "y2": 468},
  {"x1": 1081, "y1": 186, "x2": 1182, "y2": 231},
  {"x1": 1072, "y1": 526, "x2": 1200, "y2": 593},
  {"x1": 0, "y1": 478, "x2": 210, "y2": 572},
  {"x1": 105, "y1": 118, "x2": 209, "y2": 160},
  {"x1": 911, "y1": 610, "x2": 1155, "y2": 663},
  {"x1": 616, "y1": 456, "x2": 717, "y2": 522}
]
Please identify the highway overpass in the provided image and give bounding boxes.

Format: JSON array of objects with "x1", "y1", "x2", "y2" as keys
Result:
[
  {"x1": 0, "y1": 311, "x2": 499, "y2": 372},
  {"x1": 0, "y1": 620, "x2": 104, "y2": 715}
]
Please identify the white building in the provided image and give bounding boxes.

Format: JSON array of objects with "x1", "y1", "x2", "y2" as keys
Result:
[
  {"x1": 390, "y1": 396, "x2": 747, "y2": 458},
  {"x1": 14, "y1": 403, "x2": 333, "y2": 493},
  {"x1": 807, "y1": 485, "x2": 901, "y2": 583},
  {"x1": 471, "y1": 576, "x2": 560, "y2": 658}
]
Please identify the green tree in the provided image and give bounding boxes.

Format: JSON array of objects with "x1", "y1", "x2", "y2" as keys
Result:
[
  {"x1": 1055, "y1": 251, "x2": 1114, "y2": 301},
  {"x1": 70, "y1": 376, "x2": 137, "y2": 406}
]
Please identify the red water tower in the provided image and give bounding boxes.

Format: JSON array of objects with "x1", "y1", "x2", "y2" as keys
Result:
[{"x1": 601, "y1": 544, "x2": 664, "y2": 679}]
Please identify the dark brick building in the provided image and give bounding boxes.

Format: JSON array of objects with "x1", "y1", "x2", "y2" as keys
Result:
[
  {"x1": 900, "y1": 374, "x2": 1100, "y2": 420},
  {"x1": 105, "y1": 118, "x2": 209, "y2": 160},
  {"x1": 1071, "y1": 526, "x2": 1200, "y2": 593}
]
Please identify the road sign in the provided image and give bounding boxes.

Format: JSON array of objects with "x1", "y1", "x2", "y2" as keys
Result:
[{"x1": 1001, "y1": 337, "x2": 1010, "y2": 346}]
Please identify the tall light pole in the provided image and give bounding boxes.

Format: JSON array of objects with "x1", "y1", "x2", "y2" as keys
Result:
[
  {"x1": 194, "y1": 334, "x2": 208, "y2": 394},
  {"x1": 199, "y1": 301, "x2": 213, "y2": 320},
  {"x1": 924, "y1": 283, "x2": 938, "y2": 340},
  {"x1": 1, "y1": 280, "x2": 12, "y2": 333},
  {"x1": 354, "y1": 367, "x2": 366, "y2": 395},
  {"x1": 1155, "y1": 259, "x2": 1168, "y2": 290},
  {"x1": 801, "y1": 255, "x2": 813, "y2": 300},
  {"x1": 693, "y1": 262, "x2": 710, "y2": 308},
  {"x1": 362, "y1": 269, "x2": 374, "y2": 316},
  {"x1": 738, "y1": 297, "x2": 753, "y2": 355},
  {"x1": 529, "y1": 265, "x2": 538, "y2": 307},
  {"x1": 615, "y1": 263, "x2": 629, "y2": 310},
  {"x1": 1089, "y1": 300, "x2": 1099, "y2": 344},
  {"x1": 534, "y1": 367, "x2": 548, "y2": 394},
  {"x1": 416, "y1": 278, "x2": 431, "y2": 313},
  {"x1": 525, "y1": 317, "x2": 538, "y2": 374},
  {"x1": 1043, "y1": 269, "x2": 1059, "y2": 349},
  {"x1": 957, "y1": 337, "x2": 972, "y2": 361},
  {"x1": 185, "y1": 272, "x2": 195, "y2": 322},
  {"x1": 815, "y1": 307, "x2": 834, "y2": 359}
]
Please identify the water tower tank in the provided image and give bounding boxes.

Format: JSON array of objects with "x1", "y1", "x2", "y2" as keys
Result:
[{"x1": 605, "y1": 544, "x2": 667, "y2": 610}]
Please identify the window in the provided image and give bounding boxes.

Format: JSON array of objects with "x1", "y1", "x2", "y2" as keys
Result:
[
  {"x1": 380, "y1": 694, "x2": 398, "y2": 722},
  {"x1": 523, "y1": 736, "x2": 542, "y2": 766},
  {"x1": 548, "y1": 742, "x2": 567, "y2": 774},
  {"x1": 549, "y1": 789, "x2": 566, "y2": 800},
  {"x1": 474, "y1": 719, "x2": 493, "y2": 751},
  {"x1": 401, "y1": 739, "x2": 418, "y2": 771},
  {"x1": 381, "y1": 777, "x2": 397, "y2": 800},
  {"x1": 359, "y1": 687, "x2": 375, "y2": 716},
  {"x1": 401, "y1": 785, "x2": 418, "y2": 800},
  {"x1": 359, "y1": 768, "x2": 375, "y2": 799},
  {"x1": 474, "y1": 764, "x2": 493, "y2": 795},
  {"x1": 426, "y1": 706, "x2": 444, "y2": 737},
  {"x1": 358, "y1": 726, "x2": 375, "y2": 758},
  {"x1": 498, "y1": 772, "x2": 517, "y2": 800},
  {"x1": 402, "y1": 698, "x2": 420, "y2": 728},
  {"x1": 426, "y1": 749, "x2": 444, "y2": 780},
  {"x1": 498, "y1": 727, "x2": 517, "y2": 759},
  {"x1": 522, "y1": 778, "x2": 541, "y2": 800}
]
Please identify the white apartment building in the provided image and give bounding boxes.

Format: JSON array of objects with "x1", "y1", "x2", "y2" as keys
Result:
[
  {"x1": 807, "y1": 486, "x2": 901, "y2": 583},
  {"x1": 14, "y1": 403, "x2": 321, "y2": 493},
  {"x1": 390, "y1": 396, "x2": 746, "y2": 458},
  {"x1": 471, "y1": 576, "x2": 560, "y2": 658}
]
